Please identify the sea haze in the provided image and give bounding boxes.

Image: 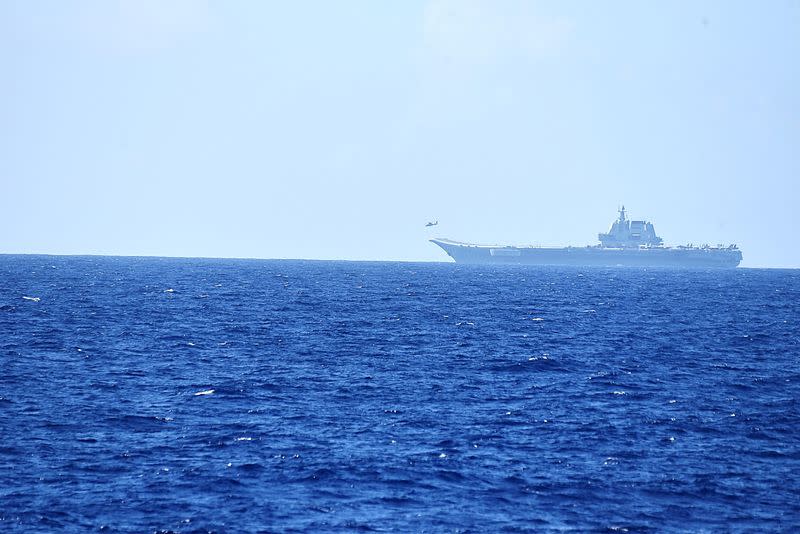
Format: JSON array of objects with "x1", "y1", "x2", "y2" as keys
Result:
[{"x1": 1, "y1": 256, "x2": 798, "y2": 532}]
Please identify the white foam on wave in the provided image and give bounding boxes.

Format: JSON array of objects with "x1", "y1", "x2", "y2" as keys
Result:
[
  {"x1": 194, "y1": 389, "x2": 215, "y2": 396},
  {"x1": 22, "y1": 296, "x2": 40, "y2": 302}
]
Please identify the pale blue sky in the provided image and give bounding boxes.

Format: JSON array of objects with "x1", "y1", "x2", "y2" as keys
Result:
[{"x1": 2, "y1": 1, "x2": 798, "y2": 267}]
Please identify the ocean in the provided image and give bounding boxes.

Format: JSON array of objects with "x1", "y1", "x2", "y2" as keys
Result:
[{"x1": 1, "y1": 255, "x2": 798, "y2": 532}]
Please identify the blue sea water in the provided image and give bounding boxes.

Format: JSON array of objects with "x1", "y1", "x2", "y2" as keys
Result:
[{"x1": 1, "y1": 255, "x2": 799, "y2": 533}]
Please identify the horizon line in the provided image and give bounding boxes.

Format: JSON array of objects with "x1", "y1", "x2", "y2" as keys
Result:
[{"x1": 0, "y1": 252, "x2": 796, "y2": 269}]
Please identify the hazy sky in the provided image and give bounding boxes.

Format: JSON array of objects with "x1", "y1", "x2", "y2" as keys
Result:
[{"x1": 2, "y1": 1, "x2": 798, "y2": 267}]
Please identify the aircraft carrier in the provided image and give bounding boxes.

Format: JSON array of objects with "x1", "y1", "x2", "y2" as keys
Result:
[{"x1": 430, "y1": 207, "x2": 742, "y2": 268}]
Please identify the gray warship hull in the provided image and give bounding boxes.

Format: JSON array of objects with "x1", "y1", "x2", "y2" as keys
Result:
[{"x1": 431, "y1": 239, "x2": 743, "y2": 268}]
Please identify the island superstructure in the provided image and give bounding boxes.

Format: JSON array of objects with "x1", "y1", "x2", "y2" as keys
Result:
[{"x1": 430, "y1": 207, "x2": 742, "y2": 268}]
